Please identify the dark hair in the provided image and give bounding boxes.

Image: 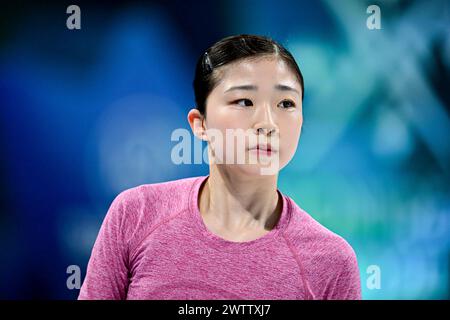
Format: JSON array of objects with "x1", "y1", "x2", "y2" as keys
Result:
[{"x1": 193, "y1": 34, "x2": 305, "y2": 116}]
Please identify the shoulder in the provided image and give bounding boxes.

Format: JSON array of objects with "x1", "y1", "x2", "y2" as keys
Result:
[
  {"x1": 116, "y1": 175, "x2": 200, "y2": 203},
  {"x1": 282, "y1": 196, "x2": 361, "y2": 299},
  {"x1": 283, "y1": 195, "x2": 358, "y2": 269},
  {"x1": 112, "y1": 175, "x2": 201, "y2": 212},
  {"x1": 105, "y1": 175, "x2": 203, "y2": 244}
]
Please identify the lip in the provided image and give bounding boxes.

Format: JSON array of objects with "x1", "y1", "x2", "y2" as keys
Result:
[
  {"x1": 247, "y1": 145, "x2": 278, "y2": 155},
  {"x1": 248, "y1": 144, "x2": 277, "y2": 152}
]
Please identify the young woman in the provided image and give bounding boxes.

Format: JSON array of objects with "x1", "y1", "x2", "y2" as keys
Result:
[{"x1": 78, "y1": 34, "x2": 362, "y2": 300}]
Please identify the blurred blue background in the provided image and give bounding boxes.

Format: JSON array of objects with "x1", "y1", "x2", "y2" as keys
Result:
[{"x1": 0, "y1": 0, "x2": 449, "y2": 299}]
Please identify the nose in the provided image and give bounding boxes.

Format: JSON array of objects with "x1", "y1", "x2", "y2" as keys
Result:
[{"x1": 253, "y1": 104, "x2": 278, "y2": 137}]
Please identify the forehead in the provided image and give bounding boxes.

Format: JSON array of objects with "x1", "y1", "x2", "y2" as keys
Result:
[{"x1": 216, "y1": 57, "x2": 301, "y2": 90}]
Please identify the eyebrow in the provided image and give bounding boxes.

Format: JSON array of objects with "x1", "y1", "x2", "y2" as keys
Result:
[{"x1": 224, "y1": 84, "x2": 300, "y2": 94}]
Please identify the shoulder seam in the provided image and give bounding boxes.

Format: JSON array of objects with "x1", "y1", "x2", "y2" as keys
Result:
[
  {"x1": 128, "y1": 207, "x2": 189, "y2": 264},
  {"x1": 281, "y1": 233, "x2": 315, "y2": 300},
  {"x1": 127, "y1": 177, "x2": 201, "y2": 265}
]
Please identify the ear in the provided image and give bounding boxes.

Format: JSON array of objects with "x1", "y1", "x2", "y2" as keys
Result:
[{"x1": 187, "y1": 108, "x2": 208, "y2": 141}]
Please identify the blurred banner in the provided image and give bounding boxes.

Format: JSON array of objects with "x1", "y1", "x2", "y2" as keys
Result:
[{"x1": 0, "y1": 0, "x2": 449, "y2": 299}]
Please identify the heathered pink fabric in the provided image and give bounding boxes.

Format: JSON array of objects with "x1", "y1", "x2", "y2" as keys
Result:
[{"x1": 78, "y1": 175, "x2": 362, "y2": 300}]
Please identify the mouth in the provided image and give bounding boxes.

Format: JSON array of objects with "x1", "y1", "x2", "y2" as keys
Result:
[{"x1": 247, "y1": 144, "x2": 278, "y2": 155}]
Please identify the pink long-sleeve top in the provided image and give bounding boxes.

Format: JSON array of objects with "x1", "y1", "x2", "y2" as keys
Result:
[{"x1": 78, "y1": 175, "x2": 362, "y2": 300}]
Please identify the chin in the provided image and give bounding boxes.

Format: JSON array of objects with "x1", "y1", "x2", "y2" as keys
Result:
[{"x1": 230, "y1": 162, "x2": 282, "y2": 177}]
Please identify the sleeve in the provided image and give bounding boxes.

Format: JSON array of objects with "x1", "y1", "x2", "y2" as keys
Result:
[
  {"x1": 326, "y1": 246, "x2": 362, "y2": 300},
  {"x1": 78, "y1": 192, "x2": 130, "y2": 300}
]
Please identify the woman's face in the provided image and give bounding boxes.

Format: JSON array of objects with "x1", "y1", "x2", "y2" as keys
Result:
[{"x1": 201, "y1": 56, "x2": 303, "y2": 176}]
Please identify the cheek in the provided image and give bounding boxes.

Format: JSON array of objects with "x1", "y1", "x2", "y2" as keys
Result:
[
  {"x1": 206, "y1": 107, "x2": 249, "y2": 131},
  {"x1": 280, "y1": 116, "x2": 302, "y2": 153},
  {"x1": 204, "y1": 108, "x2": 250, "y2": 153}
]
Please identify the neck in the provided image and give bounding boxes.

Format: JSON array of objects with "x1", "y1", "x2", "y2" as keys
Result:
[{"x1": 198, "y1": 165, "x2": 282, "y2": 232}]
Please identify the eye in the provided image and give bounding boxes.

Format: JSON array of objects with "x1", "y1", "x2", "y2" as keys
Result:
[
  {"x1": 232, "y1": 99, "x2": 253, "y2": 107},
  {"x1": 278, "y1": 99, "x2": 296, "y2": 109}
]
